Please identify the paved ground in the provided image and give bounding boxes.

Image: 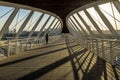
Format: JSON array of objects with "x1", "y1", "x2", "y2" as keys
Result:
[{"x1": 0, "y1": 35, "x2": 120, "y2": 80}]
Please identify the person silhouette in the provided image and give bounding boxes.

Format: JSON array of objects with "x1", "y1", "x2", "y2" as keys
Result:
[{"x1": 45, "y1": 33, "x2": 49, "y2": 44}]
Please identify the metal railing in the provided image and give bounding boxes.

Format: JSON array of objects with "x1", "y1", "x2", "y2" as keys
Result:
[
  {"x1": 0, "y1": 1, "x2": 63, "y2": 59},
  {"x1": 86, "y1": 38, "x2": 120, "y2": 65},
  {"x1": 66, "y1": 0, "x2": 120, "y2": 66}
]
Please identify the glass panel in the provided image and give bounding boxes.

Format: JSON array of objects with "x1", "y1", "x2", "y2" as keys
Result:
[
  {"x1": 73, "y1": 13, "x2": 90, "y2": 34},
  {"x1": 58, "y1": 25, "x2": 62, "y2": 30},
  {"x1": 40, "y1": 16, "x2": 55, "y2": 36},
  {"x1": 35, "y1": 14, "x2": 50, "y2": 31},
  {"x1": 68, "y1": 18, "x2": 78, "y2": 31},
  {"x1": 67, "y1": 21, "x2": 74, "y2": 31},
  {"x1": 68, "y1": 20, "x2": 79, "y2": 35},
  {"x1": 78, "y1": 11, "x2": 99, "y2": 34},
  {"x1": 23, "y1": 11, "x2": 42, "y2": 32},
  {"x1": 68, "y1": 21, "x2": 73, "y2": 28},
  {"x1": 50, "y1": 22, "x2": 60, "y2": 35},
  {"x1": 54, "y1": 21, "x2": 60, "y2": 29},
  {"x1": 43, "y1": 16, "x2": 55, "y2": 31},
  {"x1": 53, "y1": 24, "x2": 61, "y2": 35},
  {"x1": 87, "y1": 7, "x2": 112, "y2": 35},
  {"x1": 9, "y1": 9, "x2": 31, "y2": 33},
  {"x1": 0, "y1": 6, "x2": 14, "y2": 31},
  {"x1": 99, "y1": 2, "x2": 120, "y2": 31},
  {"x1": 111, "y1": 2, "x2": 120, "y2": 33},
  {"x1": 68, "y1": 21, "x2": 77, "y2": 35},
  {"x1": 70, "y1": 16, "x2": 81, "y2": 31},
  {"x1": 50, "y1": 19, "x2": 58, "y2": 29}
]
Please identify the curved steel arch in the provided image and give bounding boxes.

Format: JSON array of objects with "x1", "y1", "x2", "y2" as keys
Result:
[
  {"x1": 66, "y1": 0, "x2": 120, "y2": 39},
  {"x1": 66, "y1": 0, "x2": 120, "y2": 65},
  {"x1": 0, "y1": 1, "x2": 63, "y2": 40}
]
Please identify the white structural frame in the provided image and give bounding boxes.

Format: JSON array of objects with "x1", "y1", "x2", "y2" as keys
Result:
[
  {"x1": 0, "y1": 1, "x2": 63, "y2": 56},
  {"x1": 0, "y1": 1, "x2": 63, "y2": 40},
  {"x1": 66, "y1": 0, "x2": 120, "y2": 65}
]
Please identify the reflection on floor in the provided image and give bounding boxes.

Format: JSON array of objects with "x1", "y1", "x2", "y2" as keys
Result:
[{"x1": 0, "y1": 35, "x2": 120, "y2": 80}]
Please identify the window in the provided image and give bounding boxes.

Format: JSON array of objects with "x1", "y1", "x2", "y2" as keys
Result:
[
  {"x1": 99, "y1": 2, "x2": 120, "y2": 31},
  {"x1": 9, "y1": 9, "x2": 31, "y2": 33},
  {"x1": 0, "y1": 6, "x2": 14, "y2": 31},
  {"x1": 35, "y1": 14, "x2": 50, "y2": 31},
  {"x1": 23, "y1": 11, "x2": 42, "y2": 32}
]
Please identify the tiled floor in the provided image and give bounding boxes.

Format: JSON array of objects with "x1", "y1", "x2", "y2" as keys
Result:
[{"x1": 0, "y1": 36, "x2": 120, "y2": 80}]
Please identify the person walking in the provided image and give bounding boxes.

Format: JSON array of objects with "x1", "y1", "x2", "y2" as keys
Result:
[{"x1": 45, "y1": 33, "x2": 49, "y2": 44}]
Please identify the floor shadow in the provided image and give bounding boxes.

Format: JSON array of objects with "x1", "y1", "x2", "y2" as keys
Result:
[
  {"x1": 80, "y1": 52, "x2": 120, "y2": 80},
  {"x1": 112, "y1": 65, "x2": 119, "y2": 80},
  {"x1": 27, "y1": 40, "x2": 75, "y2": 51},
  {"x1": 66, "y1": 43, "x2": 84, "y2": 79},
  {"x1": 65, "y1": 36, "x2": 92, "y2": 80},
  {"x1": 0, "y1": 47, "x2": 8, "y2": 56},
  {"x1": 0, "y1": 44, "x2": 78, "y2": 67},
  {"x1": 36, "y1": 42, "x2": 66, "y2": 49},
  {"x1": 17, "y1": 46, "x2": 88, "y2": 80},
  {"x1": 65, "y1": 35, "x2": 113, "y2": 80},
  {"x1": 1, "y1": 35, "x2": 119, "y2": 80}
]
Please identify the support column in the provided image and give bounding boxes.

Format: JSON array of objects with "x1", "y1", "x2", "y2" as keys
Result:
[
  {"x1": 7, "y1": 40, "x2": 10, "y2": 56},
  {"x1": 91, "y1": 39, "x2": 94, "y2": 52},
  {"x1": 109, "y1": 41, "x2": 114, "y2": 65},
  {"x1": 95, "y1": 39, "x2": 99, "y2": 55},
  {"x1": 86, "y1": 39, "x2": 90, "y2": 49},
  {"x1": 101, "y1": 40, "x2": 105, "y2": 59}
]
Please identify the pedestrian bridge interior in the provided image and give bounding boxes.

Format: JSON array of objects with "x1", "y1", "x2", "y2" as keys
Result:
[{"x1": 0, "y1": 0, "x2": 120, "y2": 80}]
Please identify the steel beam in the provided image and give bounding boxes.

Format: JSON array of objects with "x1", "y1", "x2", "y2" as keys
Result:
[
  {"x1": 94, "y1": 6, "x2": 119, "y2": 39},
  {"x1": 0, "y1": 8, "x2": 19, "y2": 39}
]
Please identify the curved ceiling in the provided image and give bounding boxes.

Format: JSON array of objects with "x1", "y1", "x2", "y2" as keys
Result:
[{"x1": 3, "y1": 0, "x2": 97, "y2": 33}]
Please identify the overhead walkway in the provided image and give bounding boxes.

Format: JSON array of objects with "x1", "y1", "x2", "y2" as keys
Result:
[
  {"x1": 0, "y1": 0, "x2": 120, "y2": 80},
  {"x1": 0, "y1": 34, "x2": 120, "y2": 80}
]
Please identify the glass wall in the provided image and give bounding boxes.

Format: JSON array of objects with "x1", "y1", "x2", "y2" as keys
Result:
[
  {"x1": 9, "y1": 9, "x2": 31, "y2": 33},
  {"x1": 0, "y1": 1, "x2": 63, "y2": 40},
  {"x1": 0, "y1": 6, "x2": 14, "y2": 31},
  {"x1": 67, "y1": 0, "x2": 120, "y2": 38}
]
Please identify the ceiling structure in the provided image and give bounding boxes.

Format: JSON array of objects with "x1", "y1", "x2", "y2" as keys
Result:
[{"x1": 3, "y1": 0, "x2": 97, "y2": 33}]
